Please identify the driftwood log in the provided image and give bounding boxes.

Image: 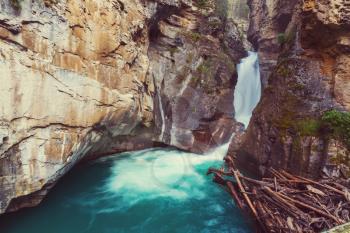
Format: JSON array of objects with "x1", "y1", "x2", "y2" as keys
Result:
[{"x1": 207, "y1": 162, "x2": 350, "y2": 232}]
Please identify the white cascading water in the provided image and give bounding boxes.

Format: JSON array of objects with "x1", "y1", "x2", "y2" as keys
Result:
[
  {"x1": 234, "y1": 51, "x2": 262, "y2": 128},
  {"x1": 157, "y1": 86, "x2": 166, "y2": 140},
  {"x1": 105, "y1": 140, "x2": 233, "y2": 205}
]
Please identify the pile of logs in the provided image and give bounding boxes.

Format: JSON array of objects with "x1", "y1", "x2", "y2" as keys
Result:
[{"x1": 207, "y1": 157, "x2": 350, "y2": 232}]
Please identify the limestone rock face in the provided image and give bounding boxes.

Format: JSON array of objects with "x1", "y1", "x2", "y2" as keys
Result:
[
  {"x1": 236, "y1": 0, "x2": 350, "y2": 178},
  {"x1": 247, "y1": 0, "x2": 298, "y2": 87},
  {"x1": 0, "y1": 0, "x2": 159, "y2": 214}
]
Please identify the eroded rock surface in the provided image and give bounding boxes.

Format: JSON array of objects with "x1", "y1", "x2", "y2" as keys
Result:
[
  {"x1": 149, "y1": 1, "x2": 246, "y2": 153},
  {"x1": 0, "y1": 0, "x2": 159, "y2": 213}
]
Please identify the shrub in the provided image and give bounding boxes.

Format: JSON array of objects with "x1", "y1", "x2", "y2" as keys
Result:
[{"x1": 321, "y1": 110, "x2": 350, "y2": 149}]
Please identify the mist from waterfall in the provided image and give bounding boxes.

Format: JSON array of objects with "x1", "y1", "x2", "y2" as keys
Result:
[{"x1": 234, "y1": 51, "x2": 262, "y2": 128}]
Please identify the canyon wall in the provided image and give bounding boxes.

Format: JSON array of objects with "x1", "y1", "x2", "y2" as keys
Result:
[
  {"x1": 236, "y1": 0, "x2": 350, "y2": 178},
  {"x1": 149, "y1": 1, "x2": 246, "y2": 153},
  {"x1": 0, "y1": 0, "x2": 157, "y2": 214},
  {"x1": 0, "y1": 0, "x2": 246, "y2": 214}
]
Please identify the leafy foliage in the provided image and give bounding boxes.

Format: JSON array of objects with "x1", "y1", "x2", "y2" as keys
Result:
[{"x1": 321, "y1": 110, "x2": 350, "y2": 149}]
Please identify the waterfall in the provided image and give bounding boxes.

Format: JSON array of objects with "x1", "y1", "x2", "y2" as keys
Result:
[
  {"x1": 157, "y1": 86, "x2": 166, "y2": 140},
  {"x1": 234, "y1": 51, "x2": 262, "y2": 128}
]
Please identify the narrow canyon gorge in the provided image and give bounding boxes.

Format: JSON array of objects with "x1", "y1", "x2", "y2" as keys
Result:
[{"x1": 0, "y1": 0, "x2": 349, "y2": 232}]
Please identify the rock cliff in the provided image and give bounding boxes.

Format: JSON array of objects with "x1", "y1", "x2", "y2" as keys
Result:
[
  {"x1": 0, "y1": 0, "x2": 246, "y2": 214},
  {"x1": 149, "y1": 0, "x2": 246, "y2": 153},
  {"x1": 0, "y1": 0, "x2": 157, "y2": 214},
  {"x1": 236, "y1": 0, "x2": 350, "y2": 178}
]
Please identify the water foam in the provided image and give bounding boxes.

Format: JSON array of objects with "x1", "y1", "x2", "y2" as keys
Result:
[{"x1": 103, "y1": 142, "x2": 231, "y2": 207}]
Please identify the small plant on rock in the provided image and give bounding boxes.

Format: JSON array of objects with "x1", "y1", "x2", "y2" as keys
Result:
[{"x1": 321, "y1": 110, "x2": 350, "y2": 150}]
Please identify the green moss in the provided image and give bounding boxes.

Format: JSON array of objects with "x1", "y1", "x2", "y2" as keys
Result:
[
  {"x1": 296, "y1": 119, "x2": 321, "y2": 136},
  {"x1": 321, "y1": 110, "x2": 350, "y2": 150}
]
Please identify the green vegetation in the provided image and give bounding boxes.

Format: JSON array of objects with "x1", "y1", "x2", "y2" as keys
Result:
[
  {"x1": 274, "y1": 109, "x2": 350, "y2": 150},
  {"x1": 296, "y1": 119, "x2": 321, "y2": 136},
  {"x1": 322, "y1": 110, "x2": 350, "y2": 149}
]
